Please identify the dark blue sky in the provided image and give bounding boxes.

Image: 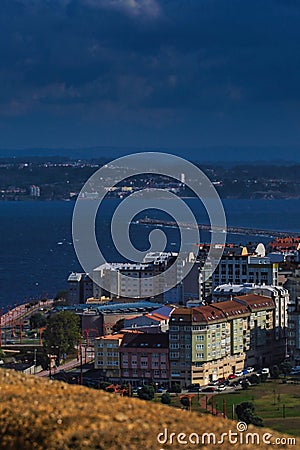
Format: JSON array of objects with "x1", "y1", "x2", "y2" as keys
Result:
[{"x1": 1, "y1": 0, "x2": 300, "y2": 161}]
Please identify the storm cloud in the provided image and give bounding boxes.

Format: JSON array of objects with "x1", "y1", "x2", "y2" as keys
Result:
[{"x1": 0, "y1": 0, "x2": 300, "y2": 154}]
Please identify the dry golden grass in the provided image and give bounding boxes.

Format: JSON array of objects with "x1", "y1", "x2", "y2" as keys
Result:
[{"x1": 0, "y1": 370, "x2": 298, "y2": 449}]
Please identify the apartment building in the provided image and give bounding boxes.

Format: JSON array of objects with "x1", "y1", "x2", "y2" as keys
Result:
[
  {"x1": 67, "y1": 272, "x2": 93, "y2": 304},
  {"x1": 213, "y1": 283, "x2": 289, "y2": 341},
  {"x1": 94, "y1": 334, "x2": 124, "y2": 381},
  {"x1": 169, "y1": 294, "x2": 279, "y2": 388},
  {"x1": 235, "y1": 294, "x2": 277, "y2": 367},
  {"x1": 119, "y1": 333, "x2": 169, "y2": 386},
  {"x1": 212, "y1": 244, "x2": 278, "y2": 290},
  {"x1": 93, "y1": 251, "x2": 197, "y2": 303}
]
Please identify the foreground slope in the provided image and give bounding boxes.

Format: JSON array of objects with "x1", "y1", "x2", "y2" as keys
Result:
[{"x1": 0, "y1": 370, "x2": 297, "y2": 449}]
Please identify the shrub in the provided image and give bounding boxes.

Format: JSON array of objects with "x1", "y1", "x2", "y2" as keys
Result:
[
  {"x1": 161, "y1": 393, "x2": 171, "y2": 405},
  {"x1": 236, "y1": 402, "x2": 264, "y2": 427},
  {"x1": 138, "y1": 385, "x2": 155, "y2": 401}
]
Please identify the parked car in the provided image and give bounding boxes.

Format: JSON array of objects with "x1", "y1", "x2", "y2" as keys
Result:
[
  {"x1": 217, "y1": 384, "x2": 226, "y2": 392},
  {"x1": 202, "y1": 387, "x2": 215, "y2": 393},
  {"x1": 290, "y1": 370, "x2": 300, "y2": 376},
  {"x1": 218, "y1": 377, "x2": 226, "y2": 384},
  {"x1": 187, "y1": 384, "x2": 201, "y2": 392},
  {"x1": 188, "y1": 386, "x2": 201, "y2": 393},
  {"x1": 243, "y1": 369, "x2": 249, "y2": 375},
  {"x1": 247, "y1": 367, "x2": 255, "y2": 373},
  {"x1": 208, "y1": 380, "x2": 219, "y2": 386},
  {"x1": 228, "y1": 374, "x2": 237, "y2": 380},
  {"x1": 235, "y1": 371, "x2": 244, "y2": 377},
  {"x1": 261, "y1": 368, "x2": 270, "y2": 375}
]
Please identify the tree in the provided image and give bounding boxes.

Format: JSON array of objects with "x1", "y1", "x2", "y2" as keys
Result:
[
  {"x1": 280, "y1": 361, "x2": 292, "y2": 377},
  {"x1": 30, "y1": 312, "x2": 47, "y2": 330},
  {"x1": 241, "y1": 380, "x2": 249, "y2": 390},
  {"x1": 270, "y1": 365, "x2": 280, "y2": 379},
  {"x1": 43, "y1": 311, "x2": 81, "y2": 363},
  {"x1": 137, "y1": 385, "x2": 155, "y2": 401},
  {"x1": 161, "y1": 393, "x2": 171, "y2": 405},
  {"x1": 168, "y1": 384, "x2": 181, "y2": 394},
  {"x1": 236, "y1": 402, "x2": 264, "y2": 427},
  {"x1": 112, "y1": 319, "x2": 125, "y2": 333}
]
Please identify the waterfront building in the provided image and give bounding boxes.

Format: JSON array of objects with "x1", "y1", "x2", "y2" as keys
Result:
[
  {"x1": 67, "y1": 272, "x2": 93, "y2": 305},
  {"x1": 93, "y1": 251, "x2": 197, "y2": 304},
  {"x1": 212, "y1": 244, "x2": 278, "y2": 290},
  {"x1": 29, "y1": 185, "x2": 40, "y2": 197}
]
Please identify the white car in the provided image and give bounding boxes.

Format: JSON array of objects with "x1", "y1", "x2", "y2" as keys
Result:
[
  {"x1": 247, "y1": 367, "x2": 255, "y2": 373},
  {"x1": 235, "y1": 371, "x2": 244, "y2": 377},
  {"x1": 217, "y1": 384, "x2": 227, "y2": 392},
  {"x1": 261, "y1": 368, "x2": 270, "y2": 375}
]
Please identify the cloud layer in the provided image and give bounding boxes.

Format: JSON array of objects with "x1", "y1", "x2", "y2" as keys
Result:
[{"x1": 0, "y1": 0, "x2": 300, "y2": 150}]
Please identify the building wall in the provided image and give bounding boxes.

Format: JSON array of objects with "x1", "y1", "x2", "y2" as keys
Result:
[
  {"x1": 119, "y1": 348, "x2": 169, "y2": 385},
  {"x1": 94, "y1": 336, "x2": 122, "y2": 379}
]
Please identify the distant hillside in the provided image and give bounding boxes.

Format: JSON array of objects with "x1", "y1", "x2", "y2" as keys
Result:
[{"x1": 0, "y1": 370, "x2": 296, "y2": 450}]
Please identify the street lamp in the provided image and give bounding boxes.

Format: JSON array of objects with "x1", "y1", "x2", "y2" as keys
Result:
[{"x1": 34, "y1": 348, "x2": 37, "y2": 375}]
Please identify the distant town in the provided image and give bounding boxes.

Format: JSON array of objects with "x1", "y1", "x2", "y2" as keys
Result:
[{"x1": 1, "y1": 156, "x2": 300, "y2": 200}]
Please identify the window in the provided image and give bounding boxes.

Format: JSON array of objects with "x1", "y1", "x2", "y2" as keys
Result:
[{"x1": 196, "y1": 344, "x2": 204, "y2": 350}]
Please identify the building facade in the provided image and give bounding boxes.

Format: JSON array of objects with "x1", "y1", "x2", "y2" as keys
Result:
[
  {"x1": 119, "y1": 333, "x2": 169, "y2": 386},
  {"x1": 212, "y1": 245, "x2": 278, "y2": 290},
  {"x1": 169, "y1": 294, "x2": 280, "y2": 388}
]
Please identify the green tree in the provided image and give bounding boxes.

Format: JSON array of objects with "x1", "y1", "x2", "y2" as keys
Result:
[
  {"x1": 161, "y1": 393, "x2": 171, "y2": 405},
  {"x1": 30, "y1": 312, "x2": 47, "y2": 330},
  {"x1": 241, "y1": 380, "x2": 249, "y2": 390},
  {"x1": 137, "y1": 385, "x2": 155, "y2": 401},
  {"x1": 236, "y1": 402, "x2": 264, "y2": 427},
  {"x1": 43, "y1": 311, "x2": 81, "y2": 363}
]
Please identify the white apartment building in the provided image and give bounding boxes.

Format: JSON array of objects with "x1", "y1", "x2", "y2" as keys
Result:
[
  {"x1": 93, "y1": 252, "x2": 197, "y2": 303},
  {"x1": 212, "y1": 244, "x2": 278, "y2": 290}
]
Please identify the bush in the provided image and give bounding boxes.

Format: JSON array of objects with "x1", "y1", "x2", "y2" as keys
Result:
[
  {"x1": 236, "y1": 402, "x2": 264, "y2": 427},
  {"x1": 138, "y1": 385, "x2": 155, "y2": 401},
  {"x1": 168, "y1": 384, "x2": 181, "y2": 394},
  {"x1": 161, "y1": 393, "x2": 171, "y2": 405},
  {"x1": 180, "y1": 397, "x2": 190, "y2": 409},
  {"x1": 249, "y1": 374, "x2": 261, "y2": 385}
]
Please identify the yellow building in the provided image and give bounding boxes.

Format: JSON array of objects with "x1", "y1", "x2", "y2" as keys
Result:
[{"x1": 94, "y1": 334, "x2": 124, "y2": 380}]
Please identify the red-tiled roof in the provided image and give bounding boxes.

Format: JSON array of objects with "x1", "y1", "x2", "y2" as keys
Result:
[{"x1": 235, "y1": 294, "x2": 275, "y2": 311}]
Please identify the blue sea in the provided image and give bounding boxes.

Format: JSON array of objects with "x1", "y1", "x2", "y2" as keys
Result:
[{"x1": 1, "y1": 198, "x2": 300, "y2": 308}]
